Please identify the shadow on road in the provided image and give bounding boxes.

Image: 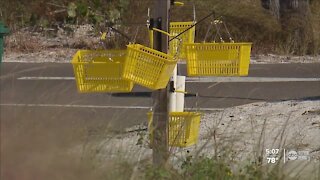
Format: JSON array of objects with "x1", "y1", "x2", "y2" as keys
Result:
[{"x1": 112, "y1": 92, "x2": 320, "y2": 102}]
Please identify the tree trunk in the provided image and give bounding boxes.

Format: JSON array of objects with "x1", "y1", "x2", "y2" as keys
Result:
[
  {"x1": 261, "y1": 0, "x2": 313, "y2": 54},
  {"x1": 280, "y1": 0, "x2": 313, "y2": 55},
  {"x1": 261, "y1": 0, "x2": 280, "y2": 19},
  {"x1": 271, "y1": 0, "x2": 281, "y2": 20}
]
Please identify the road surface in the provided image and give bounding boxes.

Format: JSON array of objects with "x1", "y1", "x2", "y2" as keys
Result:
[{"x1": 1, "y1": 62, "x2": 320, "y2": 130}]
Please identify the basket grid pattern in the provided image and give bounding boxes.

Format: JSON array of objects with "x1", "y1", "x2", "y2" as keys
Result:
[
  {"x1": 148, "y1": 112, "x2": 201, "y2": 147},
  {"x1": 186, "y1": 43, "x2": 251, "y2": 76},
  {"x1": 170, "y1": 22, "x2": 195, "y2": 59},
  {"x1": 123, "y1": 44, "x2": 176, "y2": 90},
  {"x1": 72, "y1": 50, "x2": 133, "y2": 93}
]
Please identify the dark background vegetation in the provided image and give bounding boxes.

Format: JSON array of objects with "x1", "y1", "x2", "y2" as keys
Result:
[{"x1": 0, "y1": 0, "x2": 319, "y2": 55}]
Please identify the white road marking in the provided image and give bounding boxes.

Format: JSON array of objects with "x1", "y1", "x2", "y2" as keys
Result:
[
  {"x1": 1, "y1": 103, "x2": 149, "y2": 109},
  {"x1": 3, "y1": 61, "x2": 71, "y2": 63},
  {"x1": 3, "y1": 61, "x2": 188, "y2": 64},
  {"x1": 17, "y1": 76, "x2": 320, "y2": 82},
  {"x1": 4, "y1": 61, "x2": 188, "y2": 64},
  {"x1": 18, "y1": 77, "x2": 75, "y2": 80},
  {"x1": 186, "y1": 77, "x2": 320, "y2": 83},
  {"x1": 207, "y1": 82, "x2": 221, "y2": 89},
  {"x1": 0, "y1": 103, "x2": 223, "y2": 111}
]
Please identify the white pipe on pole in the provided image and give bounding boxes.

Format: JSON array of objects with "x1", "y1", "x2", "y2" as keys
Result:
[
  {"x1": 176, "y1": 75, "x2": 185, "y2": 112},
  {"x1": 169, "y1": 65, "x2": 177, "y2": 112}
]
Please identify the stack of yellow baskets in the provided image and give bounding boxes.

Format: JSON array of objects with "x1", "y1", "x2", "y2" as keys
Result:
[
  {"x1": 169, "y1": 21, "x2": 195, "y2": 59},
  {"x1": 72, "y1": 45, "x2": 178, "y2": 92},
  {"x1": 71, "y1": 19, "x2": 252, "y2": 148},
  {"x1": 72, "y1": 46, "x2": 200, "y2": 148},
  {"x1": 145, "y1": 21, "x2": 201, "y2": 147}
]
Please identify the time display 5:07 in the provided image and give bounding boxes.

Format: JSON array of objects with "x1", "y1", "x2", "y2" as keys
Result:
[
  {"x1": 266, "y1": 149, "x2": 280, "y2": 164},
  {"x1": 266, "y1": 149, "x2": 279, "y2": 155}
]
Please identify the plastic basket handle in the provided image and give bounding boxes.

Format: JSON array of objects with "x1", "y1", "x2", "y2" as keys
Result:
[
  {"x1": 152, "y1": 27, "x2": 172, "y2": 37},
  {"x1": 131, "y1": 26, "x2": 140, "y2": 44},
  {"x1": 151, "y1": 27, "x2": 183, "y2": 59},
  {"x1": 221, "y1": 20, "x2": 234, "y2": 43},
  {"x1": 170, "y1": 11, "x2": 215, "y2": 42},
  {"x1": 204, "y1": 17, "x2": 234, "y2": 43},
  {"x1": 100, "y1": 25, "x2": 132, "y2": 45},
  {"x1": 213, "y1": 20, "x2": 224, "y2": 42}
]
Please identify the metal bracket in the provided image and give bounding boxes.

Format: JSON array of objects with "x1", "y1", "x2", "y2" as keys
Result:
[
  {"x1": 169, "y1": 81, "x2": 175, "y2": 93},
  {"x1": 149, "y1": 18, "x2": 155, "y2": 30}
]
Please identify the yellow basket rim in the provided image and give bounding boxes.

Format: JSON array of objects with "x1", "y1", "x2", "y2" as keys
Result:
[
  {"x1": 71, "y1": 49, "x2": 127, "y2": 64},
  {"x1": 147, "y1": 111, "x2": 201, "y2": 116},
  {"x1": 170, "y1": 21, "x2": 195, "y2": 26},
  {"x1": 127, "y1": 44, "x2": 176, "y2": 63},
  {"x1": 74, "y1": 49, "x2": 127, "y2": 52},
  {"x1": 184, "y1": 42, "x2": 253, "y2": 46}
]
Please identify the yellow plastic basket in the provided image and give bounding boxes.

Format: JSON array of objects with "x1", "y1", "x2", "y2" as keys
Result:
[
  {"x1": 185, "y1": 43, "x2": 252, "y2": 76},
  {"x1": 147, "y1": 112, "x2": 201, "y2": 147},
  {"x1": 72, "y1": 50, "x2": 134, "y2": 93},
  {"x1": 169, "y1": 22, "x2": 195, "y2": 59},
  {"x1": 123, "y1": 44, "x2": 177, "y2": 90}
]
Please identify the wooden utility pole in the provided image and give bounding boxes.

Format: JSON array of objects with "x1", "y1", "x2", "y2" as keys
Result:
[{"x1": 152, "y1": 0, "x2": 170, "y2": 167}]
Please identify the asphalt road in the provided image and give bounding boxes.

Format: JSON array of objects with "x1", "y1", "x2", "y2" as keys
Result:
[{"x1": 1, "y1": 62, "x2": 320, "y2": 130}]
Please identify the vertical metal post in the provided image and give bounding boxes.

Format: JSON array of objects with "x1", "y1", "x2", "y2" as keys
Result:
[{"x1": 152, "y1": 0, "x2": 170, "y2": 167}]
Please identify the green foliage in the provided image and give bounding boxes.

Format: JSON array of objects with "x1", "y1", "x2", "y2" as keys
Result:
[
  {"x1": 119, "y1": 0, "x2": 130, "y2": 12},
  {"x1": 182, "y1": 157, "x2": 233, "y2": 180},
  {"x1": 145, "y1": 166, "x2": 176, "y2": 180},
  {"x1": 141, "y1": 155, "x2": 290, "y2": 180},
  {"x1": 1, "y1": 0, "x2": 130, "y2": 26},
  {"x1": 76, "y1": 1, "x2": 88, "y2": 18},
  {"x1": 238, "y1": 163, "x2": 264, "y2": 180},
  {"x1": 108, "y1": 9, "x2": 121, "y2": 24},
  {"x1": 68, "y1": 2, "x2": 77, "y2": 18},
  {"x1": 93, "y1": 0, "x2": 102, "y2": 9}
]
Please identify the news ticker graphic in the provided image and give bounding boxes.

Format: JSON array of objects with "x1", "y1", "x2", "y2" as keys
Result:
[{"x1": 265, "y1": 149, "x2": 311, "y2": 164}]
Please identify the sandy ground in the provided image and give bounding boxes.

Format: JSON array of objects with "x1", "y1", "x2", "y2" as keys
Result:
[
  {"x1": 2, "y1": 25, "x2": 320, "y2": 64},
  {"x1": 75, "y1": 100, "x2": 320, "y2": 174},
  {"x1": 3, "y1": 48, "x2": 78, "y2": 63},
  {"x1": 3, "y1": 49, "x2": 320, "y2": 64},
  {"x1": 251, "y1": 54, "x2": 320, "y2": 64}
]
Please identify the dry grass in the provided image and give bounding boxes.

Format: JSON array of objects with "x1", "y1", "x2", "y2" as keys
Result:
[
  {"x1": 1, "y1": 0, "x2": 320, "y2": 55},
  {"x1": 5, "y1": 31, "x2": 43, "y2": 53},
  {"x1": 311, "y1": 1, "x2": 320, "y2": 54},
  {"x1": 1, "y1": 100, "x2": 320, "y2": 179}
]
